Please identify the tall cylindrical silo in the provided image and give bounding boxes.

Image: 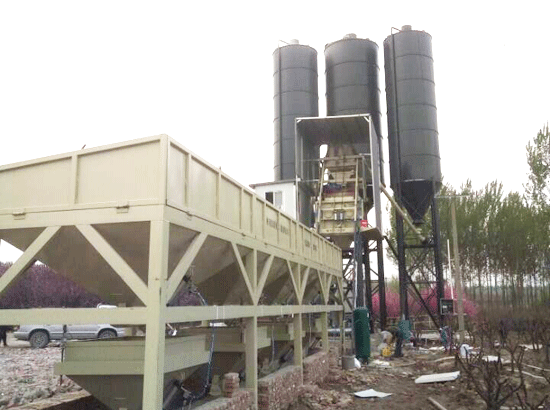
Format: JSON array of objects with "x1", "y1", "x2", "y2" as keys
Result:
[
  {"x1": 325, "y1": 34, "x2": 382, "y2": 156},
  {"x1": 384, "y1": 26, "x2": 441, "y2": 223},
  {"x1": 273, "y1": 41, "x2": 319, "y2": 181}
]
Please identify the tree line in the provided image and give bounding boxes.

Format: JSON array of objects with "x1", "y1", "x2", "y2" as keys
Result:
[{"x1": 388, "y1": 124, "x2": 550, "y2": 309}]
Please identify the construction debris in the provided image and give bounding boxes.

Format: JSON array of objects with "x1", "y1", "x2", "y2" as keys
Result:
[
  {"x1": 370, "y1": 359, "x2": 392, "y2": 367},
  {"x1": 354, "y1": 389, "x2": 392, "y2": 398},
  {"x1": 414, "y1": 371, "x2": 460, "y2": 384},
  {"x1": 427, "y1": 396, "x2": 448, "y2": 410}
]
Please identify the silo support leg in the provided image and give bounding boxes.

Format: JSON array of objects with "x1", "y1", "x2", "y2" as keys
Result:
[
  {"x1": 142, "y1": 220, "x2": 170, "y2": 410},
  {"x1": 244, "y1": 316, "x2": 258, "y2": 409}
]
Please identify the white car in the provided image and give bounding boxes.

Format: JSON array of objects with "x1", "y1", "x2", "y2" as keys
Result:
[{"x1": 13, "y1": 304, "x2": 126, "y2": 348}]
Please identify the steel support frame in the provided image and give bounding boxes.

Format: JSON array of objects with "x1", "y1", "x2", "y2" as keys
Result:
[
  {"x1": 393, "y1": 195, "x2": 445, "y2": 328},
  {"x1": 366, "y1": 238, "x2": 387, "y2": 330},
  {"x1": 342, "y1": 234, "x2": 387, "y2": 331},
  {"x1": 0, "y1": 204, "x2": 343, "y2": 410}
]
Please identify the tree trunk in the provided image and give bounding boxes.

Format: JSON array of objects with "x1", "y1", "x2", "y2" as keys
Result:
[
  {"x1": 478, "y1": 272, "x2": 483, "y2": 307},
  {"x1": 511, "y1": 275, "x2": 517, "y2": 307}
]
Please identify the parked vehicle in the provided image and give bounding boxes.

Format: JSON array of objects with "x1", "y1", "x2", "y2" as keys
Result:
[{"x1": 13, "y1": 304, "x2": 126, "y2": 348}]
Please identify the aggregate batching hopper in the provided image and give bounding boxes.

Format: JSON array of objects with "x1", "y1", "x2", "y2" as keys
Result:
[{"x1": 0, "y1": 136, "x2": 343, "y2": 409}]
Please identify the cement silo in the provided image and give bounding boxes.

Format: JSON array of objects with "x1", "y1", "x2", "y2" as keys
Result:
[
  {"x1": 384, "y1": 26, "x2": 441, "y2": 223},
  {"x1": 325, "y1": 34, "x2": 382, "y2": 157},
  {"x1": 273, "y1": 40, "x2": 319, "y2": 181}
]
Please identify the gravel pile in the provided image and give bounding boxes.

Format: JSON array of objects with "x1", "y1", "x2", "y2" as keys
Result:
[{"x1": 0, "y1": 343, "x2": 82, "y2": 409}]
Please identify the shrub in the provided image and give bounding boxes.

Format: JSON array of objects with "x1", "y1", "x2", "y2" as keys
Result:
[{"x1": 0, "y1": 262, "x2": 102, "y2": 308}]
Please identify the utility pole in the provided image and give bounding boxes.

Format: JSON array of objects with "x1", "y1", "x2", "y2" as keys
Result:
[{"x1": 451, "y1": 200, "x2": 465, "y2": 345}]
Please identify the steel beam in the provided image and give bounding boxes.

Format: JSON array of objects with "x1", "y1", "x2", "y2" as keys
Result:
[
  {"x1": 142, "y1": 220, "x2": 169, "y2": 410},
  {"x1": 77, "y1": 224, "x2": 148, "y2": 305},
  {"x1": 0, "y1": 226, "x2": 60, "y2": 296},
  {"x1": 166, "y1": 232, "x2": 208, "y2": 301}
]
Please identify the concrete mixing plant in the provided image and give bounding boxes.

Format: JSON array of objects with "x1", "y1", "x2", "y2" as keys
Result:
[
  {"x1": 255, "y1": 27, "x2": 445, "y2": 333},
  {"x1": 0, "y1": 25, "x2": 444, "y2": 410}
]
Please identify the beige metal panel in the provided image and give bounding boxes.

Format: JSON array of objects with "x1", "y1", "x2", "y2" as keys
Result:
[
  {"x1": 164, "y1": 304, "x2": 342, "y2": 323},
  {"x1": 290, "y1": 221, "x2": 297, "y2": 253},
  {"x1": 0, "y1": 136, "x2": 165, "y2": 215},
  {"x1": 189, "y1": 156, "x2": 218, "y2": 219},
  {"x1": 296, "y1": 225, "x2": 303, "y2": 256},
  {"x1": 62, "y1": 339, "x2": 149, "y2": 362},
  {"x1": 279, "y1": 214, "x2": 291, "y2": 249},
  {"x1": 253, "y1": 198, "x2": 264, "y2": 237},
  {"x1": 312, "y1": 235, "x2": 320, "y2": 262},
  {"x1": 0, "y1": 157, "x2": 72, "y2": 211},
  {"x1": 55, "y1": 361, "x2": 144, "y2": 376},
  {"x1": 303, "y1": 228, "x2": 312, "y2": 259},
  {"x1": 55, "y1": 336, "x2": 208, "y2": 375},
  {"x1": 164, "y1": 207, "x2": 340, "y2": 278},
  {"x1": 40, "y1": 225, "x2": 144, "y2": 306},
  {"x1": 220, "y1": 176, "x2": 242, "y2": 230},
  {"x1": 0, "y1": 205, "x2": 165, "y2": 230},
  {"x1": 167, "y1": 144, "x2": 188, "y2": 208},
  {"x1": 165, "y1": 137, "x2": 343, "y2": 268},
  {"x1": 77, "y1": 140, "x2": 161, "y2": 205},
  {"x1": 264, "y1": 205, "x2": 278, "y2": 245},
  {"x1": 241, "y1": 189, "x2": 253, "y2": 233},
  {"x1": 0, "y1": 307, "x2": 148, "y2": 326},
  {"x1": 0, "y1": 304, "x2": 344, "y2": 327},
  {"x1": 212, "y1": 326, "x2": 270, "y2": 352},
  {"x1": 273, "y1": 323, "x2": 305, "y2": 341}
]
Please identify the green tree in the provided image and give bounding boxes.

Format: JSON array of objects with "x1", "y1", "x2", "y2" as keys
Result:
[
  {"x1": 525, "y1": 124, "x2": 550, "y2": 208},
  {"x1": 524, "y1": 124, "x2": 550, "y2": 300}
]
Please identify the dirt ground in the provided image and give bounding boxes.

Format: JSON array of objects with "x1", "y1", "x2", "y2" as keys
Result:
[
  {"x1": 4, "y1": 331, "x2": 550, "y2": 410},
  {"x1": 290, "y1": 342, "x2": 550, "y2": 410},
  {"x1": 290, "y1": 348, "x2": 480, "y2": 410}
]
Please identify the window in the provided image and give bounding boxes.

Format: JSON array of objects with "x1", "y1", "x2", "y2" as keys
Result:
[{"x1": 265, "y1": 191, "x2": 283, "y2": 210}]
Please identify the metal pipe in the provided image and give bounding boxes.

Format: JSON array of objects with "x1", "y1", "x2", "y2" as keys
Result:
[
  {"x1": 377, "y1": 239, "x2": 387, "y2": 330},
  {"x1": 396, "y1": 214, "x2": 409, "y2": 320},
  {"x1": 431, "y1": 191, "x2": 445, "y2": 325},
  {"x1": 447, "y1": 239, "x2": 454, "y2": 300},
  {"x1": 451, "y1": 201, "x2": 466, "y2": 344},
  {"x1": 380, "y1": 184, "x2": 426, "y2": 242}
]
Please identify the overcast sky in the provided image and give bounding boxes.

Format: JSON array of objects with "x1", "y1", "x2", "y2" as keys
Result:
[{"x1": 1, "y1": 1, "x2": 549, "y2": 263}]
